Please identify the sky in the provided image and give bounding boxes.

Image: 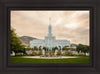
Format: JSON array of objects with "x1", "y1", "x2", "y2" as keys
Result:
[{"x1": 11, "y1": 10, "x2": 89, "y2": 45}]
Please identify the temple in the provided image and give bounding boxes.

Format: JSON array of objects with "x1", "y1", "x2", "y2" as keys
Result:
[{"x1": 30, "y1": 18, "x2": 70, "y2": 50}]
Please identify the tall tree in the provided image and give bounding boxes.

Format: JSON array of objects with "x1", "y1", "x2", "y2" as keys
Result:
[
  {"x1": 76, "y1": 44, "x2": 83, "y2": 53},
  {"x1": 11, "y1": 28, "x2": 25, "y2": 55},
  {"x1": 82, "y1": 45, "x2": 89, "y2": 56},
  {"x1": 76, "y1": 44, "x2": 89, "y2": 56}
]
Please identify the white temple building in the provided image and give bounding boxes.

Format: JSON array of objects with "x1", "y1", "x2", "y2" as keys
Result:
[{"x1": 30, "y1": 18, "x2": 71, "y2": 50}]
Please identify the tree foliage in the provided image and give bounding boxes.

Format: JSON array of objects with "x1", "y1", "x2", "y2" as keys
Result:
[
  {"x1": 54, "y1": 46, "x2": 58, "y2": 50},
  {"x1": 43, "y1": 47, "x2": 46, "y2": 51},
  {"x1": 76, "y1": 44, "x2": 89, "y2": 55},
  {"x1": 52, "y1": 46, "x2": 58, "y2": 51},
  {"x1": 82, "y1": 45, "x2": 89, "y2": 55},
  {"x1": 62, "y1": 46, "x2": 69, "y2": 51},
  {"x1": 11, "y1": 28, "x2": 25, "y2": 54},
  {"x1": 76, "y1": 44, "x2": 83, "y2": 53},
  {"x1": 33, "y1": 46, "x2": 38, "y2": 50}
]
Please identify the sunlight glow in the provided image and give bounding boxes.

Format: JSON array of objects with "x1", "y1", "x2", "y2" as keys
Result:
[
  {"x1": 65, "y1": 23, "x2": 78, "y2": 29},
  {"x1": 54, "y1": 18, "x2": 62, "y2": 26}
]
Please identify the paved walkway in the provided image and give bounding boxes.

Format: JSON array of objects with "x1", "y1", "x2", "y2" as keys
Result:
[{"x1": 22, "y1": 56, "x2": 78, "y2": 59}]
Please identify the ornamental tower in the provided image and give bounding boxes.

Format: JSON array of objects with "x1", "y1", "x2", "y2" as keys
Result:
[{"x1": 48, "y1": 17, "x2": 52, "y2": 36}]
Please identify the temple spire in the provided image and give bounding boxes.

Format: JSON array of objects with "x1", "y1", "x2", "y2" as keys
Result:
[
  {"x1": 48, "y1": 17, "x2": 52, "y2": 36},
  {"x1": 49, "y1": 17, "x2": 51, "y2": 25}
]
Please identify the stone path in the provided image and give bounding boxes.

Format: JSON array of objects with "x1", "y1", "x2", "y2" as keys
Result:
[{"x1": 22, "y1": 56, "x2": 78, "y2": 59}]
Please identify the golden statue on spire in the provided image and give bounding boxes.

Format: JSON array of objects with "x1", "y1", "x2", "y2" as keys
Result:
[{"x1": 49, "y1": 17, "x2": 51, "y2": 21}]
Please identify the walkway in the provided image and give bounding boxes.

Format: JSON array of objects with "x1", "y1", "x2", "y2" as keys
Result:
[{"x1": 22, "y1": 56, "x2": 78, "y2": 59}]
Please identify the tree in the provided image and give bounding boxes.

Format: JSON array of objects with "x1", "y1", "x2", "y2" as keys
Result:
[
  {"x1": 62, "y1": 46, "x2": 68, "y2": 51},
  {"x1": 52, "y1": 46, "x2": 58, "y2": 51},
  {"x1": 39, "y1": 46, "x2": 42, "y2": 51},
  {"x1": 43, "y1": 47, "x2": 46, "y2": 51},
  {"x1": 76, "y1": 44, "x2": 89, "y2": 56},
  {"x1": 11, "y1": 28, "x2": 25, "y2": 56},
  {"x1": 76, "y1": 44, "x2": 83, "y2": 53},
  {"x1": 59, "y1": 46, "x2": 61, "y2": 50},
  {"x1": 25, "y1": 47, "x2": 33, "y2": 51},
  {"x1": 54, "y1": 46, "x2": 58, "y2": 50},
  {"x1": 82, "y1": 45, "x2": 89, "y2": 56},
  {"x1": 33, "y1": 46, "x2": 38, "y2": 51}
]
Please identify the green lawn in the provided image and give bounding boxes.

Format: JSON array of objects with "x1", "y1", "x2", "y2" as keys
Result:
[{"x1": 10, "y1": 56, "x2": 90, "y2": 64}]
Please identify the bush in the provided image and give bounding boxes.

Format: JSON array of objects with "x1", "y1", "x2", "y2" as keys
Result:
[
  {"x1": 68, "y1": 54, "x2": 76, "y2": 56},
  {"x1": 77, "y1": 54, "x2": 85, "y2": 56},
  {"x1": 62, "y1": 54, "x2": 68, "y2": 56},
  {"x1": 57, "y1": 51, "x2": 61, "y2": 56},
  {"x1": 62, "y1": 53, "x2": 78, "y2": 56},
  {"x1": 23, "y1": 54, "x2": 28, "y2": 56},
  {"x1": 53, "y1": 55, "x2": 57, "y2": 57},
  {"x1": 38, "y1": 51, "x2": 42, "y2": 55},
  {"x1": 32, "y1": 52, "x2": 37, "y2": 56},
  {"x1": 16, "y1": 53, "x2": 23, "y2": 56}
]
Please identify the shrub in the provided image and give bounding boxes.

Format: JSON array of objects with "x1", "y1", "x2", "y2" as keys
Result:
[
  {"x1": 77, "y1": 54, "x2": 85, "y2": 56},
  {"x1": 31, "y1": 52, "x2": 37, "y2": 56},
  {"x1": 53, "y1": 55, "x2": 57, "y2": 57},
  {"x1": 16, "y1": 53, "x2": 23, "y2": 56},
  {"x1": 57, "y1": 51, "x2": 61, "y2": 56},
  {"x1": 38, "y1": 51, "x2": 42, "y2": 55},
  {"x1": 23, "y1": 54, "x2": 28, "y2": 56}
]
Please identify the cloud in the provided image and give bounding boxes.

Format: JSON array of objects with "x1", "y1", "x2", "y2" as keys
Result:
[{"x1": 11, "y1": 10, "x2": 89, "y2": 45}]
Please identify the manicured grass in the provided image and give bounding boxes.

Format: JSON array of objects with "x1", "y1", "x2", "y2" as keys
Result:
[{"x1": 10, "y1": 56, "x2": 90, "y2": 64}]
